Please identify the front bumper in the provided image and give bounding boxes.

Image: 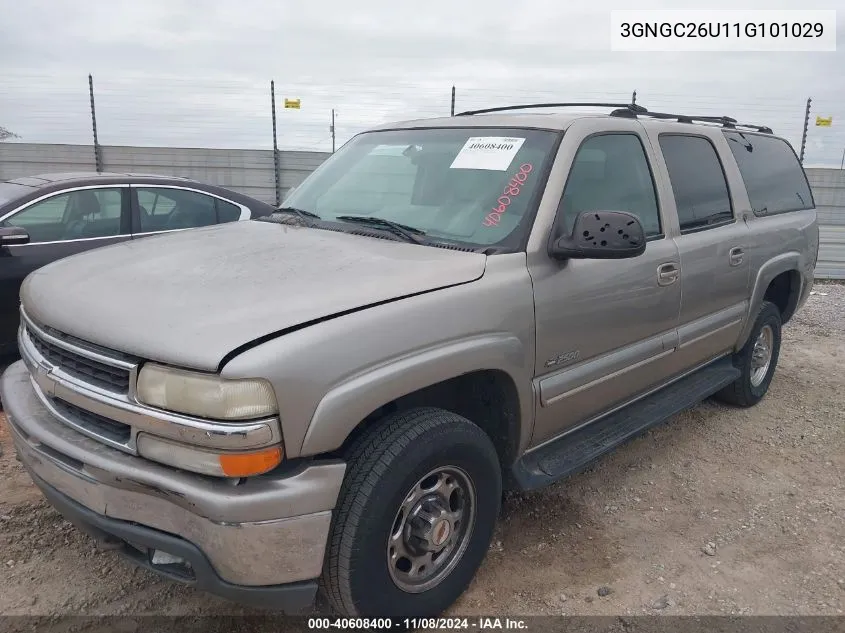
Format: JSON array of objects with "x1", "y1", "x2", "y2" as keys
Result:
[
  {"x1": 1, "y1": 361, "x2": 346, "y2": 611},
  {"x1": 33, "y1": 474, "x2": 319, "y2": 611}
]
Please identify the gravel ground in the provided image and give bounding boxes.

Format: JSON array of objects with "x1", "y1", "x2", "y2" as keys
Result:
[{"x1": 0, "y1": 282, "x2": 843, "y2": 620}]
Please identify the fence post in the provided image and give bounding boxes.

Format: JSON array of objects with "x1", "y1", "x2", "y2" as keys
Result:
[
  {"x1": 451, "y1": 86, "x2": 456, "y2": 116},
  {"x1": 799, "y1": 97, "x2": 811, "y2": 165},
  {"x1": 88, "y1": 74, "x2": 103, "y2": 172},
  {"x1": 270, "y1": 80, "x2": 281, "y2": 206}
]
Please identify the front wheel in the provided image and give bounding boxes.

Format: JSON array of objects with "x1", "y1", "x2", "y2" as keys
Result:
[
  {"x1": 715, "y1": 300, "x2": 782, "y2": 407},
  {"x1": 321, "y1": 407, "x2": 502, "y2": 618}
]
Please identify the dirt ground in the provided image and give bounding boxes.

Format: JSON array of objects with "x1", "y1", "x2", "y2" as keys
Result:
[{"x1": 0, "y1": 283, "x2": 843, "y2": 619}]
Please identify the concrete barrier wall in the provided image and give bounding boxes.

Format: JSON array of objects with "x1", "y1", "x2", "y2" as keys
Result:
[
  {"x1": 0, "y1": 142, "x2": 330, "y2": 204},
  {"x1": 806, "y1": 169, "x2": 845, "y2": 279}
]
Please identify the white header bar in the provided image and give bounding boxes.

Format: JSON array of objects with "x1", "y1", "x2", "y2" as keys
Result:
[{"x1": 610, "y1": 10, "x2": 837, "y2": 52}]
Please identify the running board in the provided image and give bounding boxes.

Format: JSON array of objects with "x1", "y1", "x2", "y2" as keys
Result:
[{"x1": 512, "y1": 357, "x2": 740, "y2": 491}]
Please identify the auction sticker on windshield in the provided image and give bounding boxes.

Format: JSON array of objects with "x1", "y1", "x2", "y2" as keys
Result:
[{"x1": 450, "y1": 137, "x2": 526, "y2": 171}]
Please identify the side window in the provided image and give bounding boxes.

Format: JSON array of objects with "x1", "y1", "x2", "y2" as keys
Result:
[
  {"x1": 95, "y1": 189, "x2": 122, "y2": 219},
  {"x1": 2, "y1": 188, "x2": 124, "y2": 243},
  {"x1": 722, "y1": 131, "x2": 813, "y2": 215},
  {"x1": 216, "y1": 199, "x2": 242, "y2": 223},
  {"x1": 136, "y1": 188, "x2": 217, "y2": 233},
  {"x1": 137, "y1": 190, "x2": 176, "y2": 218},
  {"x1": 658, "y1": 135, "x2": 733, "y2": 232},
  {"x1": 557, "y1": 134, "x2": 662, "y2": 238}
]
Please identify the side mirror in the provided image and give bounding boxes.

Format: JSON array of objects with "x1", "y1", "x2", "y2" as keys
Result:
[
  {"x1": 0, "y1": 226, "x2": 30, "y2": 247},
  {"x1": 550, "y1": 211, "x2": 646, "y2": 260}
]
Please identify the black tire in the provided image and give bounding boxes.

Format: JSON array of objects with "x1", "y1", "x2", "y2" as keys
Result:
[
  {"x1": 715, "y1": 300, "x2": 782, "y2": 407},
  {"x1": 321, "y1": 407, "x2": 502, "y2": 618}
]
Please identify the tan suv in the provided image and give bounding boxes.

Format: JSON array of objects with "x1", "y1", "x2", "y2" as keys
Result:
[{"x1": 0, "y1": 102, "x2": 818, "y2": 618}]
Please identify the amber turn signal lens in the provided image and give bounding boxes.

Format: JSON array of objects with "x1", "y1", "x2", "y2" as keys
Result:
[{"x1": 218, "y1": 446, "x2": 284, "y2": 477}]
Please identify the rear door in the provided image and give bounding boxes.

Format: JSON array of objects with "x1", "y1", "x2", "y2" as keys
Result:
[
  {"x1": 0, "y1": 185, "x2": 131, "y2": 350},
  {"x1": 645, "y1": 130, "x2": 752, "y2": 372}
]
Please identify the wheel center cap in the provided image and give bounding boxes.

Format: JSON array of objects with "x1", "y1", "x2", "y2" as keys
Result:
[{"x1": 431, "y1": 519, "x2": 451, "y2": 546}]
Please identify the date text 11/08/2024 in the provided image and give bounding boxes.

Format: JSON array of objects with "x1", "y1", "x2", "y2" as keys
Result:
[{"x1": 308, "y1": 617, "x2": 529, "y2": 630}]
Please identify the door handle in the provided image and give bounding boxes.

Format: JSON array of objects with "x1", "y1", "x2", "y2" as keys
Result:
[
  {"x1": 657, "y1": 262, "x2": 679, "y2": 286},
  {"x1": 729, "y1": 247, "x2": 744, "y2": 267}
]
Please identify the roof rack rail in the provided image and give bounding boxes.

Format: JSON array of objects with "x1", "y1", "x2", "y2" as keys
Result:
[
  {"x1": 455, "y1": 102, "x2": 647, "y2": 116},
  {"x1": 615, "y1": 109, "x2": 773, "y2": 134},
  {"x1": 455, "y1": 101, "x2": 773, "y2": 134}
]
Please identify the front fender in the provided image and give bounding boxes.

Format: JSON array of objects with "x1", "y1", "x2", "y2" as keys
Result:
[
  {"x1": 220, "y1": 252, "x2": 538, "y2": 461},
  {"x1": 300, "y1": 334, "x2": 529, "y2": 456}
]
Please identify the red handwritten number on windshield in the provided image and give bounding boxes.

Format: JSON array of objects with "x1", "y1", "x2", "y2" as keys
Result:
[{"x1": 483, "y1": 163, "x2": 533, "y2": 228}]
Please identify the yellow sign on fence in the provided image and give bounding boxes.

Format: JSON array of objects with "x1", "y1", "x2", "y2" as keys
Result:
[
  {"x1": 284, "y1": 98, "x2": 301, "y2": 109},
  {"x1": 815, "y1": 116, "x2": 833, "y2": 127}
]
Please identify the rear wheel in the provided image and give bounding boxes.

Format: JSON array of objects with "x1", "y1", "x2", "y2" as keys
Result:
[
  {"x1": 715, "y1": 300, "x2": 782, "y2": 407},
  {"x1": 321, "y1": 407, "x2": 501, "y2": 618}
]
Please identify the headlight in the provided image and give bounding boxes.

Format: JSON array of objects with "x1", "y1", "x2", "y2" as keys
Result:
[{"x1": 136, "y1": 363, "x2": 278, "y2": 420}]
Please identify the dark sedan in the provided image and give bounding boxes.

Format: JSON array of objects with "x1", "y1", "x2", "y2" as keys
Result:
[{"x1": 0, "y1": 172, "x2": 276, "y2": 355}]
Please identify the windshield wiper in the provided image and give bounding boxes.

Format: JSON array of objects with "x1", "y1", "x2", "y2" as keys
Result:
[
  {"x1": 274, "y1": 206, "x2": 321, "y2": 224},
  {"x1": 336, "y1": 215, "x2": 426, "y2": 244}
]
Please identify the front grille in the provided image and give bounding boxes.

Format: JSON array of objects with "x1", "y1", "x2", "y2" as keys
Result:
[
  {"x1": 27, "y1": 328, "x2": 131, "y2": 393},
  {"x1": 51, "y1": 398, "x2": 132, "y2": 444}
]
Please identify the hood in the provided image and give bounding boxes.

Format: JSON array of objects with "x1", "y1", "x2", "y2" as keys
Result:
[{"x1": 21, "y1": 221, "x2": 487, "y2": 370}]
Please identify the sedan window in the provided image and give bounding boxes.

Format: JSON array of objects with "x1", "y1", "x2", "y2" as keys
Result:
[
  {"x1": 1, "y1": 188, "x2": 123, "y2": 243},
  {"x1": 136, "y1": 188, "x2": 240, "y2": 232},
  {"x1": 217, "y1": 198, "x2": 242, "y2": 223}
]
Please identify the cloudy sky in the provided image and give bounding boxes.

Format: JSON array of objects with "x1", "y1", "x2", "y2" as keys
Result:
[{"x1": 1, "y1": 0, "x2": 843, "y2": 166}]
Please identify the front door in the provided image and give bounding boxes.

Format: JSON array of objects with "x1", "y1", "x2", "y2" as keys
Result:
[
  {"x1": 0, "y1": 185, "x2": 131, "y2": 351},
  {"x1": 529, "y1": 126, "x2": 682, "y2": 447}
]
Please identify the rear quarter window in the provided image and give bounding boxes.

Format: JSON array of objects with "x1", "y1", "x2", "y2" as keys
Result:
[
  {"x1": 722, "y1": 131, "x2": 814, "y2": 216},
  {"x1": 216, "y1": 199, "x2": 242, "y2": 222}
]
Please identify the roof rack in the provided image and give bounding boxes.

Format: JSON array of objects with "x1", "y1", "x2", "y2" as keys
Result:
[
  {"x1": 456, "y1": 102, "x2": 772, "y2": 134},
  {"x1": 615, "y1": 109, "x2": 773, "y2": 134},
  {"x1": 455, "y1": 102, "x2": 648, "y2": 116}
]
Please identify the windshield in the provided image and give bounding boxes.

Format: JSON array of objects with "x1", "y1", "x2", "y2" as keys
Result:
[
  {"x1": 282, "y1": 127, "x2": 559, "y2": 249},
  {"x1": 0, "y1": 182, "x2": 32, "y2": 209}
]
